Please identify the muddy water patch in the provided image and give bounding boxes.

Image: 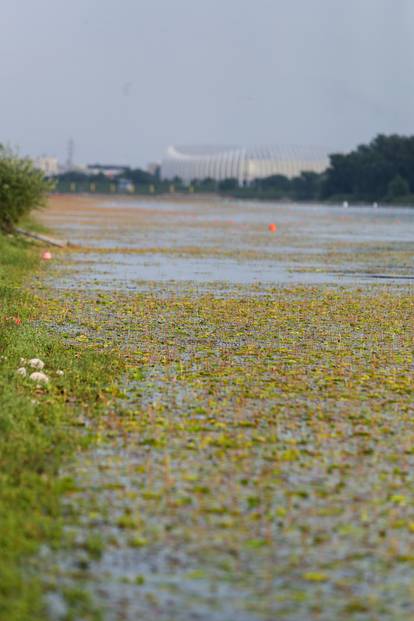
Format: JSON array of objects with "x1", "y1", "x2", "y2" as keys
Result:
[{"x1": 53, "y1": 251, "x2": 332, "y2": 286}]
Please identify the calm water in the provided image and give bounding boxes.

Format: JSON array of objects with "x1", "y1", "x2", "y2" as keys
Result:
[{"x1": 43, "y1": 198, "x2": 414, "y2": 288}]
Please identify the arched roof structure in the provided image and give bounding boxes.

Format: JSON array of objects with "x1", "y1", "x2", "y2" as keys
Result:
[{"x1": 161, "y1": 145, "x2": 329, "y2": 183}]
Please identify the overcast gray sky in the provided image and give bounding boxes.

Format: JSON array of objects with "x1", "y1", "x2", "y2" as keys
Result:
[{"x1": 1, "y1": 0, "x2": 413, "y2": 166}]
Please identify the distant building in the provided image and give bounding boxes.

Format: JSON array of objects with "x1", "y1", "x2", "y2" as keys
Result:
[
  {"x1": 33, "y1": 157, "x2": 60, "y2": 177},
  {"x1": 147, "y1": 162, "x2": 161, "y2": 177},
  {"x1": 86, "y1": 164, "x2": 128, "y2": 178},
  {"x1": 161, "y1": 145, "x2": 329, "y2": 184}
]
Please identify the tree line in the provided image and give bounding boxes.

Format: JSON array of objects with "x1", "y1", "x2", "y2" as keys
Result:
[
  {"x1": 53, "y1": 134, "x2": 414, "y2": 204},
  {"x1": 230, "y1": 134, "x2": 414, "y2": 203}
]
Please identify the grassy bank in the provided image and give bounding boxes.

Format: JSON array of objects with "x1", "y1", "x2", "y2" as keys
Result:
[{"x1": 0, "y1": 233, "x2": 123, "y2": 621}]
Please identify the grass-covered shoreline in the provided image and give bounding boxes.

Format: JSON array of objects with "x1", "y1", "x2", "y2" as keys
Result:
[{"x1": 0, "y1": 233, "x2": 123, "y2": 620}]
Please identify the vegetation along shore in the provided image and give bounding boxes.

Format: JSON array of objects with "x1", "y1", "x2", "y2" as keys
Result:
[{"x1": 0, "y1": 150, "x2": 125, "y2": 620}]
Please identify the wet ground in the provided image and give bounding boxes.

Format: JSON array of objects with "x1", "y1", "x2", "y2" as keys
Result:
[{"x1": 39, "y1": 196, "x2": 414, "y2": 621}]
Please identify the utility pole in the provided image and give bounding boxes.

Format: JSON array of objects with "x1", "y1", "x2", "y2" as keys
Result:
[{"x1": 66, "y1": 138, "x2": 75, "y2": 171}]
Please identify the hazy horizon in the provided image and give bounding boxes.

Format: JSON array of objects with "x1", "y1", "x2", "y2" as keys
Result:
[{"x1": 1, "y1": 0, "x2": 413, "y2": 167}]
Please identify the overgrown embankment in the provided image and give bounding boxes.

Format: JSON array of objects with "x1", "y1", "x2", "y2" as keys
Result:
[{"x1": 0, "y1": 233, "x2": 123, "y2": 621}]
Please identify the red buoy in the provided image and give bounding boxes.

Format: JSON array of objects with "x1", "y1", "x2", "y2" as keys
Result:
[{"x1": 268, "y1": 223, "x2": 277, "y2": 233}]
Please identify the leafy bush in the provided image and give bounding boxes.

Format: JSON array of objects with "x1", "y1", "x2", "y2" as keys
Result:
[{"x1": 0, "y1": 147, "x2": 52, "y2": 232}]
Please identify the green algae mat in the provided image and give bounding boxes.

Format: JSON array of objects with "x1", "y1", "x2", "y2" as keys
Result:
[{"x1": 35, "y1": 284, "x2": 414, "y2": 621}]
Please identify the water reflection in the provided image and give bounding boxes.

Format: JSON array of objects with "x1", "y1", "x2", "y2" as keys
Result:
[{"x1": 41, "y1": 198, "x2": 414, "y2": 288}]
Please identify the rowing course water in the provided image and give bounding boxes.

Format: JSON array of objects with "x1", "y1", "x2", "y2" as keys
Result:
[{"x1": 40, "y1": 198, "x2": 414, "y2": 288}]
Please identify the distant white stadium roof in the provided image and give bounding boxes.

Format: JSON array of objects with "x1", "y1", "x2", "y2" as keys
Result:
[{"x1": 161, "y1": 145, "x2": 329, "y2": 183}]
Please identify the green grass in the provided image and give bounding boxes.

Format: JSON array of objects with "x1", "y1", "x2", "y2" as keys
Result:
[{"x1": 0, "y1": 234, "x2": 124, "y2": 621}]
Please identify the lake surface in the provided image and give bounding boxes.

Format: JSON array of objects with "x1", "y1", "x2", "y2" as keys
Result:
[{"x1": 41, "y1": 197, "x2": 414, "y2": 289}]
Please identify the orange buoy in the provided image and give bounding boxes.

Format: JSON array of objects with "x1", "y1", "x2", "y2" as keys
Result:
[{"x1": 268, "y1": 223, "x2": 277, "y2": 233}]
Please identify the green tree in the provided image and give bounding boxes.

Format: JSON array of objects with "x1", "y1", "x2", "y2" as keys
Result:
[
  {"x1": 192, "y1": 177, "x2": 217, "y2": 192},
  {"x1": 322, "y1": 134, "x2": 414, "y2": 201},
  {"x1": 387, "y1": 174, "x2": 410, "y2": 199},
  {"x1": 291, "y1": 172, "x2": 322, "y2": 200},
  {"x1": 258, "y1": 174, "x2": 291, "y2": 192},
  {"x1": 0, "y1": 147, "x2": 52, "y2": 232},
  {"x1": 218, "y1": 178, "x2": 239, "y2": 191},
  {"x1": 123, "y1": 167, "x2": 155, "y2": 185}
]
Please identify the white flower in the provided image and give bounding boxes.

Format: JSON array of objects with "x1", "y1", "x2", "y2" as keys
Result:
[
  {"x1": 29, "y1": 358, "x2": 45, "y2": 370},
  {"x1": 29, "y1": 371, "x2": 49, "y2": 384},
  {"x1": 56, "y1": 370, "x2": 64, "y2": 376},
  {"x1": 17, "y1": 367, "x2": 27, "y2": 377}
]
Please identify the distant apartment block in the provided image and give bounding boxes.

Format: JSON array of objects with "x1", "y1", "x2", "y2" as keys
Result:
[{"x1": 33, "y1": 156, "x2": 60, "y2": 177}]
